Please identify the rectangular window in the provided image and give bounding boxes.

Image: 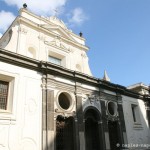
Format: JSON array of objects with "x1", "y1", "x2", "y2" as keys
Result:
[
  {"x1": 0, "y1": 74, "x2": 14, "y2": 113},
  {"x1": 131, "y1": 104, "x2": 141, "y2": 125},
  {"x1": 131, "y1": 105, "x2": 137, "y2": 122},
  {"x1": 48, "y1": 56, "x2": 61, "y2": 66},
  {"x1": 0, "y1": 81, "x2": 9, "y2": 110}
]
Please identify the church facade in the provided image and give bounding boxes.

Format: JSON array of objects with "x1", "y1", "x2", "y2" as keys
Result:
[{"x1": 0, "y1": 7, "x2": 150, "y2": 150}]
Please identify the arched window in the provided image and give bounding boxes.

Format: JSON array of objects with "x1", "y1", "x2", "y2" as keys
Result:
[{"x1": 27, "y1": 47, "x2": 36, "y2": 59}]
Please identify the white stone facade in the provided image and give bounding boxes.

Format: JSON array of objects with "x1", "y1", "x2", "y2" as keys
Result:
[
  {"x1": 0, "y1": 61, "x2": 42, "y2": 150},
  {"x1": 0, "y1": 8, "x2": 92, "y2": 76},
  {"x1": 122, "y1": 95, "x2": 150, "y2": 148}
]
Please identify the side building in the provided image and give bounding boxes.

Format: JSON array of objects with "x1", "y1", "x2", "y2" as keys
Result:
[{"x1": 0, "y1": 7, "x2": 150, "y2": 150}]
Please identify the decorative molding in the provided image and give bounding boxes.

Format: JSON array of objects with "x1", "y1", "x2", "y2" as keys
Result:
[
  {"x1": 19, "y1": 27, "x2": 28, "y2": 34},
  {"x1": 81, "y1": 52, "x2": 87, "y2": 58},
  {"x1": 55, "y1": 109, "x2": 76, "y2": 118},
  {"x1": 100, "y1": 92, "x2": 117, "y2": 101},
  {"x1": 88, "y1": 95, "x2": 99, "y2": 104},
  {"x1": 0, "y1": 48, "x2": 144, "y2": 100},
  {"x1": 44, "y1": 36, "x2": 70, "y2": 53},
  {"x1": 38, "y1": 35, "x2": 46, "y2": 41},
  {"x1": 107, "y1": 115, "x2": 118, "y2": 121},
  {"x1": 68, "y1": 47, "x2": 74, "y2": 53}
]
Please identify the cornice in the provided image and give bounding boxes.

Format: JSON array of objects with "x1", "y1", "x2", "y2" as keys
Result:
[
  {"x1": 17, "y1": 15, "x2": 88, "y2": 51},
  {"x1": 19, "y1": 8, "x2": 85, "y2": 41},
  {"x1": 0, "y1": 48, "x2": 143, "y2": 100}
]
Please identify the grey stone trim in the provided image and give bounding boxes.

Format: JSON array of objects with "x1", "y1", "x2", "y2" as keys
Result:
[
  {"x1": 47, "y1": 90, "x2": 55, "y2": 131},
  {"x1": 76, "y1": 95, "x2": 84, "y2": 131},
  {"x1": 42, "y1": 89, "x2": 47, "y2": 150},
  {"x1": 47, "y1": 79, "x2": 75, "y2": 92},
  {"x1": 100, "y1": 100, "x2": 108, "y2": 132},
  {"x1": 100, "y1": 91, "x2": 118, "y2": 101}
]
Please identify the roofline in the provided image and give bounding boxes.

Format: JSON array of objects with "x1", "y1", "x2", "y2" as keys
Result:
[
  {"x1": 19, "y1": 8, "x2": 88, "y2": 48},
  {"x1": 0, "y1": 16, "x2": 19, "y2": 43},
  {"x1": 19, "y1": 8, "x2": 85, "y2": 40},
  {"x1": 127, "y1": 82, "x2": 149, "y2": 90},
  {"x1": 0, "y1": 9, "x2": 89, "y2": 51},
  {"x1": 18, "y1": 16, "x2": 89, "y2": 51}
]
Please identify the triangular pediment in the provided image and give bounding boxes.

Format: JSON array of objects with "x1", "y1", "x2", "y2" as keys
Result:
[{"x1": 41, "y1": 24, "x2": 76, "y2": 42}]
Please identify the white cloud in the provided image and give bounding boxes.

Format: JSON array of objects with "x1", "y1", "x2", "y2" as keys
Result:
[
  {"x1": 68, "y1": 8, "x2": 88, "y2": 26},
  {"x1": 3, "y1": 0, "x2": 67, "y2": 16},
  {"x1": 0, "y1": 11, "x2": 16, "y2": 33}
]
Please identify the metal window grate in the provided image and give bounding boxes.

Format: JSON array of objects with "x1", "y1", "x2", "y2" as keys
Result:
[
  {"x1": 0, "y1": 81, "x2": 9, "y2": 110},
  {"x1": 56, "y1": 116, "x2": 74, "y2": 150}
]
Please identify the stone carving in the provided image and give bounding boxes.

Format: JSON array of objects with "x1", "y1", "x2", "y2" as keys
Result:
[
  {"x1": 19, "y1": 27, "x2": 28, "y2": 34},
  {"x1": 68, "y1": 47, "x2": 74, "y2": 53},
  {"x1": 107, "y1": 115, "x2": 119, "y2": 122},
  {"x1": 44, "y1": 36, "x2": 70, "y2": 52},
  {"x1": 82, "y1": 94, "x2": 101, "y2": 112},
  {"x1": 43, "y1": 16, "x2": 68, "y2": 30},
  {"x1": 81, "y1": 52, "x2": 87, "y2": 58},
  {"x1": 38, "y1": 35, "x2": 46, "y2": 41},
  {"x1": 88, "y1": 95, "x2": 99, "y2": 104},
  {"x1": 55, "y1": 109, "x2": 76, "y2": 118}
]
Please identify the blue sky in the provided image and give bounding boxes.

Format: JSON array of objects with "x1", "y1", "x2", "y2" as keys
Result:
[{"x1": 0, "y1": 0, "x2": 150, "y2": 87}]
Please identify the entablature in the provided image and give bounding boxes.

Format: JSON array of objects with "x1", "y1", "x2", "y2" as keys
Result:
[{"x1": 0, "y1": 48, "x2": 144, "y2": 100}]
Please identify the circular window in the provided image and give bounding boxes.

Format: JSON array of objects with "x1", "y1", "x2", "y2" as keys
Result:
[
  {"x1": 107, "y1": 101, "x2": 117, "y2": 116},
  {"x1": 58, "y1": 92, "x2": 72, "y2": 110}
]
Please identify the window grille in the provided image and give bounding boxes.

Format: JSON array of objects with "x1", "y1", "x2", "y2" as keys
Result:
[{"x1": 0, "y1": 81, "x2": 9, "y2": 110}]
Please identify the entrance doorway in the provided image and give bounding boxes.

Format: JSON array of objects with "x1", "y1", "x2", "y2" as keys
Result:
[
  {"x1": 56, "y1": 116, "x2": 75, "y2": 150},
  {"x1": 84, "y1": 109, "x2": 101, "y2": 150}
]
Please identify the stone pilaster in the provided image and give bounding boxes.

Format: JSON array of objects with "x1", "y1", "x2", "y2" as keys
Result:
[
  {"x1": 117, "y1": 94, "x2": 127, "y2": 146},
  {"x1": 100, "y1": 100, "x2": 108, "y2": 150},
  {"x1": 47, "y1": 90, "x2": 55, "y2": 150},
  {"x1": 76, "y1": 95, "x2": 85, "y2": 150},
  {"x1": 42, "y1": 88, "x2": 47, "y2": 150}
]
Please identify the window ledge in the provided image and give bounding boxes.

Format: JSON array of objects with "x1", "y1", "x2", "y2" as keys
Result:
[
  {"x1": 0, "y1": 111, "x2": 16, "y2": 124},
  {"x1": 133, "y1": 123, "x2": 143, "y2": 129}
]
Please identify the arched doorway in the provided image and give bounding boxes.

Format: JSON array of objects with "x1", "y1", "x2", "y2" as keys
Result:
[
  {"x1": 108, "y1": 121, "x2": 120, "y2": 150},
  {"x1": 84, "y1": 109, "x2": 101, "y2": 150},
  {"x1": 56, "y1": 116, "x2": 75, "y2": 150}
]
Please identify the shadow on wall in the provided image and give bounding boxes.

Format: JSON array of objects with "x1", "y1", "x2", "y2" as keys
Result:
[{"x1": 43, "y1": 90, "x2": 108, "y2": 150}]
